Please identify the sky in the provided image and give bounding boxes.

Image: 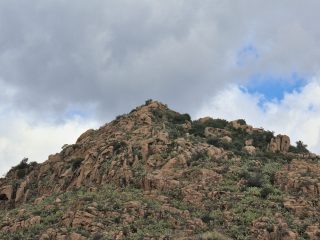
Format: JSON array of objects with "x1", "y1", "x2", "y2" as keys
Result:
[{"x1": 1, "y1": 0, "x2": 320, "y2": 175}]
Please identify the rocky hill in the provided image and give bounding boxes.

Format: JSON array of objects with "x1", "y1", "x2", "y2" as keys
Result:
[{"x1": 0, "y1": 100, "x2": 319, "y2": 240}]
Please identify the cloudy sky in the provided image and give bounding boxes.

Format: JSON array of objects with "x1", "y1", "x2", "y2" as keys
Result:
[{"x1": 1, "y1": 0, "x2": 320, "y2": 174}]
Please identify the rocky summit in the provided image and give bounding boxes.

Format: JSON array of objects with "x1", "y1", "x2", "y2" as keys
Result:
[{"x1": 0, "y1": 100, "x2": 319, "y2": 240}]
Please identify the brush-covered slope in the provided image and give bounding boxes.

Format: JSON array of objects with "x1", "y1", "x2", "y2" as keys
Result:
[{"x1": 0, "y1": 100, "x2": 319, "y2": 240}]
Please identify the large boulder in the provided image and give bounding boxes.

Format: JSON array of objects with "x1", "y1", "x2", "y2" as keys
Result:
[
  {"x1": 243, "y1": 146, "x2": 256, "y2": 155},
  {"x1": 230, "y1": 120, "x2": 253, "y2": 133},
  {"x1": 0, "y1": 185, "x2": 13, "y2": 201},
  {"x1": 268, "y1": 135, "x2": 290, "y2": 153}
]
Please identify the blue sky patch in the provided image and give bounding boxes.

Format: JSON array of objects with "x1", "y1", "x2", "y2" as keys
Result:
[{"x1": 242, "y1": 72, "x2": 307, "y2": 105}]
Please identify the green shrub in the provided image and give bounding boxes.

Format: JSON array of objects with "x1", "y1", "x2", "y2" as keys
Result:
[
  {"x1": 8, "y1": 159, "x2": 37, "y2": 178},
  {"x1": 70, "y1": 158, "x2": 84, "y2": 171},
  {"x1": 168, "y1": 125, "x2": 185, "y2": 139},
  {"x1": 201, "y1": 213, "x2": 214, "y2": 223},
  {"x1": 189, "y1": 118, "x2": 228, "y2": 137},
  {"x1": 207, "y1": 137, "x2": 232, "y2": 150},
  {"x1": 151, "y1": 108, "x2": 163, "y2": 119},
  {"x1": 165, "y1": 110, "x2": 191, "y2": 123},
  {"x1": 245, "y1": 173, "x2": 264, "y2": 188},
  {"x1": 237, "y1": 119, "x2": 246, "y2": 125},
  {"x1": 209, "y1": 209, "x2": 224, "y2": 225},
  {"x1": 207, "y1": 137, "x2": 220, "y2": 146},
  {"x1": 145, "y1": 99, "x2": 153, "y2": 105},
  {"x1": 17, "y1": 169, "x2": 26, "y2": 179},
  {"x1": 207, "y1": 118, "x2": 228, "y2": 129},
  {"x1": 172, "y1": 113, "x2": 191, "y2": 124},
  {"x1": 113, "y1": 141, "x2": 127, "y2": 154},
  {"x1": 164, "y1": 188, "x2": 183, "y2": 200},
  {"x1": 187, "y1": 150, "x2": 208, "y2": 166},
  {"x1": 10, "y1": 159, "x2": 28, "y2": 172},
  {"x1": 260, "y1": 186, "x2": 274, "y2": 199},
  {"x1": 189, "y1": 121, "x2": 206, "y2": 137},
  {"x1": 252, "y1": 131, "x2": 274, "y2": 150},
  {"x1": 289, "y1": 140, "x2": 309, "y2": 153},
  {"x1": 230, "y1": 140, "x2": 244, "y2": 152},
  {"x1": 115, "y1": 114, "x2": 126, "y2": 120}
]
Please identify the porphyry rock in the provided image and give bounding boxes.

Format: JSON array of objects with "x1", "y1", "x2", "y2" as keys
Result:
[{"x1": 268, "y1": 134, "x2": 290, "y2": 153}]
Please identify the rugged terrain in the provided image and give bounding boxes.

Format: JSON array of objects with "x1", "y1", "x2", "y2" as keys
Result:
[{"x1": 0, "y1": 100, "x2": 319, "y2": 240}]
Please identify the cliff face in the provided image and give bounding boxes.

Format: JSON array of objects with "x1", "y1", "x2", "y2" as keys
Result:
[{"x1": 0, "y1": 100, "x2": 319, "y2": 240}]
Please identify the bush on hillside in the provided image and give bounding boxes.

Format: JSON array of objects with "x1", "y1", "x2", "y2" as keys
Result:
[
  {"x1": 70, "y1": 158, "x2": 84, "y2": 171},
  {"x1": 289, "y1": 140, "x2": 309, "y2": 153},
  {"x1": 252, "y1": 131, "x2": 274, "y2": 150},
  {"x1": 172, "y1": 113, "x2": 191, "y2": 124},
  {"x1": 208, "y1": 119, "x2": 229, "y2": 129},
  {"x1": 145, "y1": 99, "x2": 153, "y2": 105},
  {"x1": 189, "y1": 121, "x2": 206, "y2": 137},
  {"x1": 237, "y1": 119, "x2": 247, "y2": 125},
  {"x1": 189, "y1": 118, "x2": 229, "y2": 137},
  {"x1": 8, "y1": 158, "x2": 37, "y2": 179}
]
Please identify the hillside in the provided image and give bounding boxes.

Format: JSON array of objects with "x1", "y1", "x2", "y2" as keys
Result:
[{"x1": 0, "y1": 100, "x2": 319, "y2": 240}]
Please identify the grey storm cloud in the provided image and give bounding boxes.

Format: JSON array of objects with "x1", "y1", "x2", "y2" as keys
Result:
[{"x1": 1, "y1": 0, "x2": 320, "y2": 120}]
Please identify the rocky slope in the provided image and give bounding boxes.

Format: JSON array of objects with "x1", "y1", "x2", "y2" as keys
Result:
[{"x1": 0, "y1": 100, "x2": 319, "y2": 240}]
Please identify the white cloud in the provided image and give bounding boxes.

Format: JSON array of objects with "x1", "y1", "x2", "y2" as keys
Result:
[
  {"x1": 196, "y1": 77, "x2": 320, "y2": 154},
  {"x1": 2, "y1": 1, "x2": 320, "y2": 172},
  {"x1": 1, "y1": 1, "x2": 320, "y2": 117},
  {"x1": 0, "y1": 112, "x2": 99, "y2": 176}
]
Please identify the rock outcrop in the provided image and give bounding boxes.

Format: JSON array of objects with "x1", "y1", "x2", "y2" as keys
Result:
[
  {"x1": 267, "y1": 134, "x2": 290, "y2": 152},
  {"x1": 0, "y1": 185, "x2": 13, "y2": 201},
  {"x1": 230, "y1": 119, "x2": 254, "y2": 133},
  {"x1": 0, "y1": 100, "x2": 319, "y2": 240}
]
